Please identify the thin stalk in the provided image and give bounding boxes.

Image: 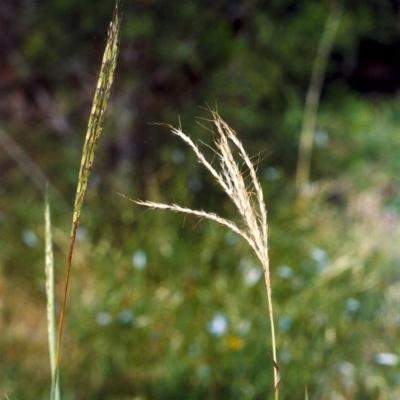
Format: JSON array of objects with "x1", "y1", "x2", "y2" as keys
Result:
[
  {"x1": 264, "y1": 269, "x2": 278, "y2": 399},
  {"x1": 296, "y1": 1, "x2": 342, "y2": 194}
]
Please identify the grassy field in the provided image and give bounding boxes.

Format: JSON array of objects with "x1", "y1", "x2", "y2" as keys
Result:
[
  {"x1": 2, "y1": 97, "x2": 400, "y2": 399},
  {"x1": 2, "y1": 4, "x2": 400, "y2": 400}
]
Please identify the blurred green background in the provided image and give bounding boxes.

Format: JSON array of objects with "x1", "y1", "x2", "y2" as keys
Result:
[{"x1": 2, "y1": 0, "x2": 400, "y2": 399}]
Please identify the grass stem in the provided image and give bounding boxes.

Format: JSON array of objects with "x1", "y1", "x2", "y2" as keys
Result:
[{"x1": 296, "y1": 1, "x2": 342, "y2": 194}]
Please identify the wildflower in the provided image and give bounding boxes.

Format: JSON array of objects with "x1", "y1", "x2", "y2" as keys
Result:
[
  {"x1": 22, "y1": 229, "x2": 39, "y2": 248},
  {"x1": 375, "y1": 352, "x2": 398, "y2": 366},
  {"x1": 132, "y1": 249, "x2": 147, "y2": 270},
  {"x1": 96, "y1": 311, "x2": 112, "y2": 326},
  {"x1": 207, "y1": 313, "x2": 228, "y2": 336},
  {"x1": 226, "y1": 335, "x2": 245, "y2": 350}
]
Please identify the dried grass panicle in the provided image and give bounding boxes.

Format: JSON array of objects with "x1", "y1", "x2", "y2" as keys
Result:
[
  {"x1": 132, "y1": 110, "x2": 278, "y2": 396},
  {"x1": 147, "y1": 111, "x2": 269, "y2": 270},
  {"x1": 138, "y1": 111, "x2": 270, "y2": 269}
]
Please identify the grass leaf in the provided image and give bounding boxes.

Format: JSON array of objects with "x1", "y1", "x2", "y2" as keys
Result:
[{"x1": 45, "y1": 188, "x2": 61, "y2": 400}]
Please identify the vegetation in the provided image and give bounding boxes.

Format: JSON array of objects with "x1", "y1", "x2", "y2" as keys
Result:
[{"x1": 1, "y1": 1, "x2": 400, "y2": 399}]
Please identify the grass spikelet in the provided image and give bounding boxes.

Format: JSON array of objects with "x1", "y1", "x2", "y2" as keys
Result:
[
  {"x1": 54, "y1": 0, "x2": 122, "y2": 381},
  {"x1": 122, "y1": 109, "x2": 279, "y2": 397}
]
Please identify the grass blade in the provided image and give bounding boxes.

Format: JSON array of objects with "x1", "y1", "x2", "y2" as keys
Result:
[
  {"x1": 54, "y1": 0, "x2": 122, "y2": 375},
  {"x1": 45, "y1": 189, "x2": 61, "y2": 400}
]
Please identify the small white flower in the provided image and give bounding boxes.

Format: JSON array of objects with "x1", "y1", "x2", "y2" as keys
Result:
[
  {"x1": 207, "y1": 313, "x2": 227, "y2": 336},
  {"x1": 76, "y1": 226, "x2": 87, "y2": 241},
  {"x1": 277, "y1": 265, "x2": 293, "y2": 279},
  {"x1": 96, "y1": 311, "x2": 112, "y2": 326},
  {"x1": 264, "y1": 167, "x2": 281, "y2": 181},
  {"x1": 22, "y1": 229, "x2": 38, "y2": 248},
  {"x1": 132, "y1": 249, "x2": 147, "y2": 270},
  {"x1": 240, "y1": 258, "x2": 262, "y2": 286},
  {"x1": 237, "y1": 320, "x2": 251, "y2": 335},
  {"x1": 315, "y1": 129, "x2": 329, "y2": 147},
  {"x1": 279, "y1": 349, "x2": 292, "y2": 364},
  {"x1": 375, "y1": 352, "x2": 398, "y2": 366},
  {"x1": 311, "y1": 247, "x2": 329, "y2": 272},
  {"x1": 244, "y1": 266, "x2": 262, "y2": 286},
  {"x1": 225, "y1": 231, "x2": 238, "y2": 246},
  {"x1": 311, "y1": 247, "x2": 328, "y2": 264},
  {"x1": 339, "y1": 361, "x2": 354, "y2": 374},
  {"x1": 346, "y1": 298, "x2": 361, "y2": 313},
  {"x1": 171, "y1": 148, "x2": 186, "y2": 164},
  {"x1": 278, "y1": 315, "x2": 292, "y2": 332},
  {"x1": 118, "y1": 309, "x2": 134, "y2": 324}
]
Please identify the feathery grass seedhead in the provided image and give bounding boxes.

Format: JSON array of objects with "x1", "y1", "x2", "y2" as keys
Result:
[
  {"x1": 54, "y1": 0, "x2": 122, "y2": 381},
  {"x1": 126, "y1": 109, "x2": 279, "y2": 397}
]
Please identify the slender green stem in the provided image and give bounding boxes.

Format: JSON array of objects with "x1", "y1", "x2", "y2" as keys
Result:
[{"x1": 296, "y1": 1, "x2": 342, "y2": 194}]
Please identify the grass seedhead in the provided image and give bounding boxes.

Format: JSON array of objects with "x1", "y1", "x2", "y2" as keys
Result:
[
  {"x1": 123, "y1": 109, "x2": 279, "y2": 397},
  {"x1": 53, "y1": 0, "x2": 122, "y2": 390}
]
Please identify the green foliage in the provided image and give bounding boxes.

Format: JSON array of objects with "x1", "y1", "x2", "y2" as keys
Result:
[{"x1": 3, "y1": 1, "x2": 400, "y2": 399}]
